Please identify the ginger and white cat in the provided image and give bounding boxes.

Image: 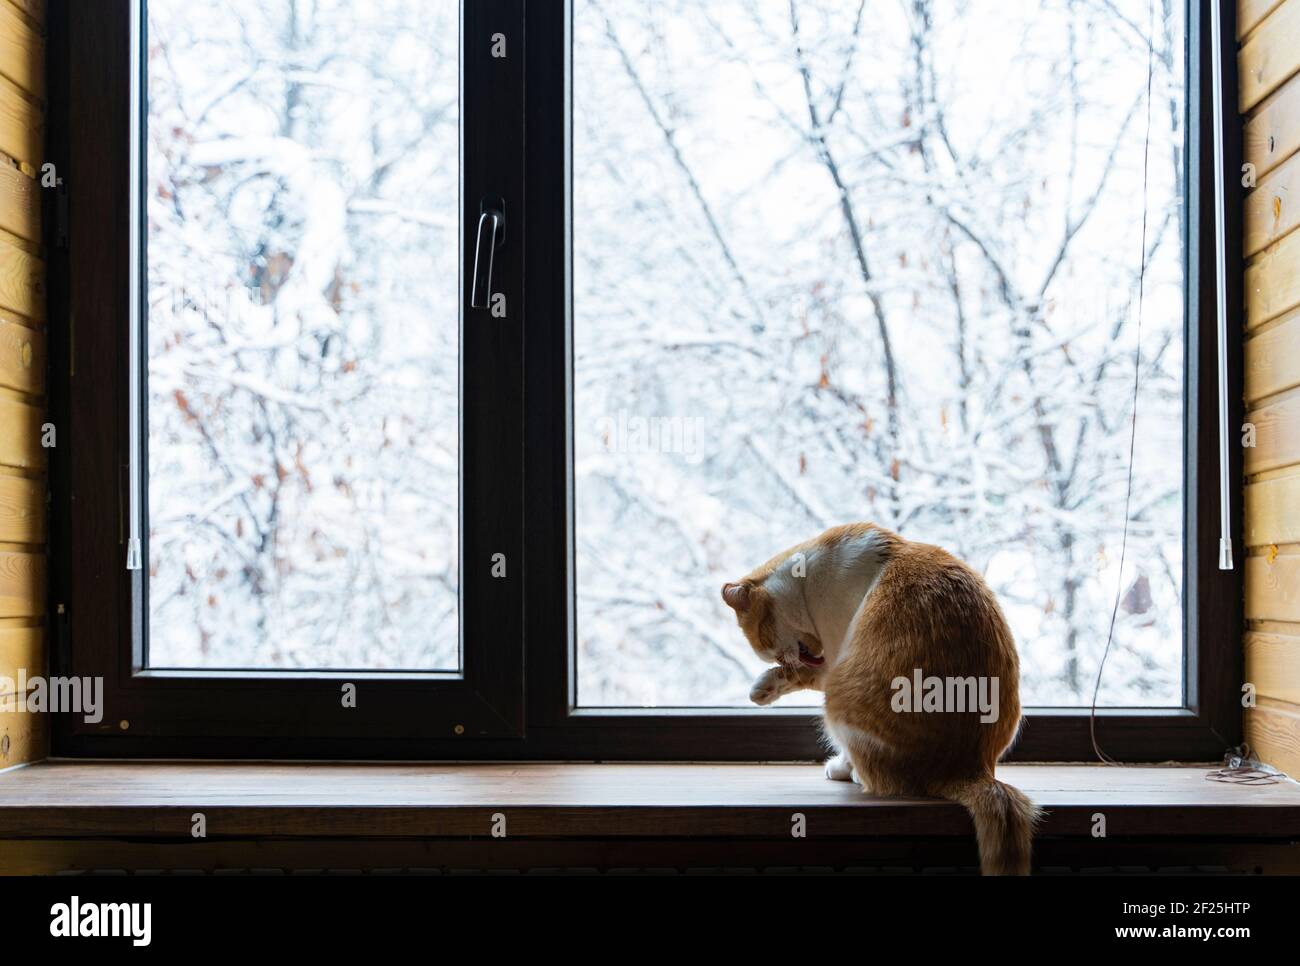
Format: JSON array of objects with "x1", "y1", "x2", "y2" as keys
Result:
[{"x1": 722, "y1": 522, "x2": 1040, "y2": 875}]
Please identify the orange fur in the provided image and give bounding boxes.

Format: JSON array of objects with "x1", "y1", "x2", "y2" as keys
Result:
[{"x1": 723, "y1": 523, "x2": 1041, "y2": 875}]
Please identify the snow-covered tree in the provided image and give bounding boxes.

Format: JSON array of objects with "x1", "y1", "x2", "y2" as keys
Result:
[
  {"x1": 573, "y1": 0, "x2": 1185, "y2": 707},
  {"x1": 146, "y1": 0, "x2": 1186, "y2": 708}
]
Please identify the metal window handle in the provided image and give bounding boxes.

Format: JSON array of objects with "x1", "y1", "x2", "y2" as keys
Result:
[{"x1": 470, "y1": 208, "x2": 504, "y2": 310}]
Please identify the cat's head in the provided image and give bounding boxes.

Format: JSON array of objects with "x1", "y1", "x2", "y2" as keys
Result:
[{"x1": 720, "y1": 576, "x2": 825, "y2": 670}]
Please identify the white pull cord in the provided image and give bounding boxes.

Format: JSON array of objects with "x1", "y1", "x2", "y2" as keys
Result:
[
  {"x1": 1210, "y1": 0, "x2": 1234, "y2": 571},
  {"x1": 125, "y1": 0, "x2": 143, "y2": 571}
]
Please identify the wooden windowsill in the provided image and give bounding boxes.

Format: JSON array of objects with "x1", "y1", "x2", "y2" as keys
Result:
[{"x1": 1, "y1": 761, "x2": 1299, "y2": 840}]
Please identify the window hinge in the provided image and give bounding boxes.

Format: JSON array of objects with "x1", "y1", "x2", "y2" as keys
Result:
[
  {"x1": 55, "y1": 181, "x2": 69, "y2": 250},
  {"x1": 54, "y1": 602, "x2": 70, "y2": 674}
]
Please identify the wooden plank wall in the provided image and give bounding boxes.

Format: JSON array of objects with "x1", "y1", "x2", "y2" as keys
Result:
[
  {"x1": 0, "y1": 0, "x2": 44, "y2": 770},
  {"x1": 1240, "y1": 0, "x2": 1300, "y2": 778}
]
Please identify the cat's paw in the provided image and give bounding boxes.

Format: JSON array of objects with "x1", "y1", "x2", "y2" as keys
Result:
[
  {"x1": 824, "y1": 752, "x2": 855, "y2": 782},
  {"x1": 749, "y1": 668, "x2": 785, "y2": 706}
]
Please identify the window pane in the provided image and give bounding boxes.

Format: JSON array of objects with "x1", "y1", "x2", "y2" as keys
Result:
[
  {"x1": 145, "y1": 1, "x2": 459, "y2": 670},
  {"x1": 573, "y1": 0, "x2": 1185, "y2": 707}
]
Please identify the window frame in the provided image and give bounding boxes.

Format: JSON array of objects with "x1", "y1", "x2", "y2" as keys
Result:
[
  {"x1": 519, "y1": 0, "x2": 1244, "y2": 763},
  {"x1": 49, "y1": 0, "x2": 1243, "y2": 761},
  {"x1": 49, "y1": 0, "x2": 527, "y2": 756}
]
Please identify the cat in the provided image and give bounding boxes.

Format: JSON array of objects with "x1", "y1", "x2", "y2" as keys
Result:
[{"x1": 721, "y1": 522, "x2": 1041, "y2": 875}]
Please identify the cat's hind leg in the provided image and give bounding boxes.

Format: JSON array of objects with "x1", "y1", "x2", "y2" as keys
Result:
[
  {"x1": 824, "y1": 750, "x2": 858, "y2": 783},
  {"x1": 821, "y1": 720, "x2": 876, "y2": 789}
]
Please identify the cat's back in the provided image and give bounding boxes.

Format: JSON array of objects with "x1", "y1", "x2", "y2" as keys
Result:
[
  {"x1": 851, "y1": 531, "x2": 1018, "y2": 673},
  {"x1": 878, "y1": 536, "x2": 995, "y2": 609}
]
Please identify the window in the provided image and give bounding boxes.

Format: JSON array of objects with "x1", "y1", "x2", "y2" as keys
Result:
[
  {"x1": 145, "y1": 0, "x2": 462, "y2": 672},
  {"x1": 50, "y1": 0, "x2": 1241, "y2": 760},
  {"x1": 52, "y1": 0, "x2": 525, "y2": 752},
  {"x1": 572, "y1": 0, "x2": 1189, "y2": 710}
]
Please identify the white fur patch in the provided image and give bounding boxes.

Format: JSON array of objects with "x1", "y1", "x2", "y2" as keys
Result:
[
  {"x1": 801, "y1": 530, "x2": 888, "y2": 665},
  {"x1": 824, "y1": 751, "x2": 857, "y2": 782},
  {"x1": 824, "y1": 719, "x2": 890, "y2": 757}
]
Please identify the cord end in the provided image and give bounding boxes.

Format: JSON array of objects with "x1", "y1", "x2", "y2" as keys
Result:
[
  {"x1": 1219, "y1": 538, "x2": 1233, "y2": 571},
  {"x1": 126, "y1": 537, "x2": 142, "y2": 571}
]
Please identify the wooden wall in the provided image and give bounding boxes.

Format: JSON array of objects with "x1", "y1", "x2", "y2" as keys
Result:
[
  {"x1": 0, "y1": 0, "x2": 44, "y2": 770},
  {"x1": 1240, "y1": 0, "x2": 1300, "y2": 777}
]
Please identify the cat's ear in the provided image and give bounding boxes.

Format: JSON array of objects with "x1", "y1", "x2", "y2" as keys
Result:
[{"x1": 721, "y1": 581, "x2": 751, "y2": 613}]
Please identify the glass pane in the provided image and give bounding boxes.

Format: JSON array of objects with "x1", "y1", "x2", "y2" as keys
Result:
[
  {"x1": 573, "y1": 0, "x2": 1185, "y2": 707},
  {"x1": 145, "y1": 1, "x2": 459, "y2": 670}
]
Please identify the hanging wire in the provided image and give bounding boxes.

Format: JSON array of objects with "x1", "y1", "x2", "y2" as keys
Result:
[{"x1": 1089, "y1": 0, "x2": 1156, "y2": 766}]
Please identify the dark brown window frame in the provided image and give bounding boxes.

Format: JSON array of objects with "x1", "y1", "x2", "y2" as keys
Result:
[{"x1": 47, "y1": 0, "x2": 1243, "y2": 762}]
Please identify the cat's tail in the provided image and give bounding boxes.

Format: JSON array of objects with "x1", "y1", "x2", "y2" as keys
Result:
[{"x1": 943, "y1": 777, "x2": 1042, "y2": 875}]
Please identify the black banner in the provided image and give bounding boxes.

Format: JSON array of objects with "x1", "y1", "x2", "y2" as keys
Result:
[{"x1": 0, "y1": 873, "x2": 1285, "y2": 953}]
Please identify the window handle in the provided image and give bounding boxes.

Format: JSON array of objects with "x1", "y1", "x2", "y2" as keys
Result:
[{"x1": 470, "y1": 207, "x2": 504, "y2": 310}]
